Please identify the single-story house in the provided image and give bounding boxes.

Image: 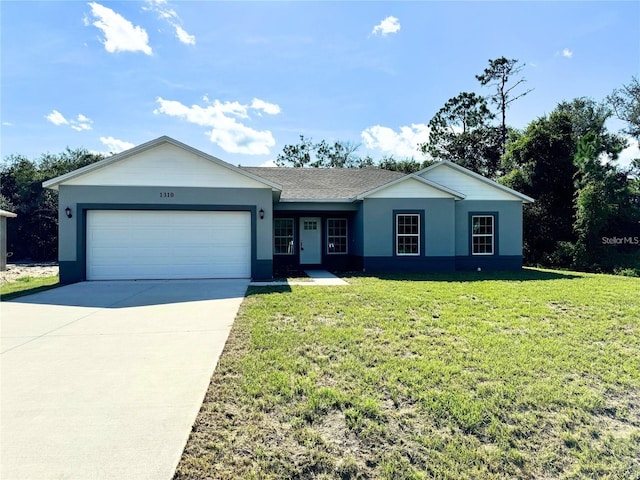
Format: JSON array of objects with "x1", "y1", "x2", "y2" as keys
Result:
[
  {"x1": 0, "y1": 209, "x2": 18, "y2": 271},
  {"x1": 43, "y1": 136, "x2": 534, "y2": 284}
]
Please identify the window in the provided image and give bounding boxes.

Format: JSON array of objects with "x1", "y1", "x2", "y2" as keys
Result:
[
  {"x1": 471, "y1": 215, "x2": 494, "y2": 255},
  {"x1": 274, "y1": 218, "x2": 294, "y2": 254},
  {"x1": 303, "y1": 220, "x2": 318, "y2": 230},
  {"x1": 327, "y1": 218, "x2": 348, "y2": 254},
  {"x1": 396, "y1": 214, "x2": 420, "y2": 256}
]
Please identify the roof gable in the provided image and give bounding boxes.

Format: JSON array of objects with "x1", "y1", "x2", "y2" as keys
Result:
[
  {"x1": 357, "y1": 175, "x2": 465, "y2": 200},
  {"x1": 43, "y1": 136, "x2": 281, "y2": 191},
  {"x1": 417, "y1": 161, "x2": 534, "y2": 203}
]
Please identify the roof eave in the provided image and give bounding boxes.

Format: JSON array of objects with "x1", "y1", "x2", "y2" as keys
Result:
[{"x1": 278, "y1": 198, "x2": 355, "y2": 203}]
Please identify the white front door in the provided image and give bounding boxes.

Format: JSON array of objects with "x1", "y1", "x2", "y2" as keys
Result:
[{"x1": 299, "y1": 217, "x2": 321, "y2": 265}]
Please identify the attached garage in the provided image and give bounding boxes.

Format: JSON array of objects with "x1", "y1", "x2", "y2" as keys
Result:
[
  {"x1": 43, "y1": 137, "x2": 281, "y2": 284},
  {"x1": 86, "y1": 210, "x2": 251, "y2": 280}
]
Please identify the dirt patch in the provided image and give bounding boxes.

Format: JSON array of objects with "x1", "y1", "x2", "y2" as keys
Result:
[{"x1": 0, "y1": 262, "x2": 59, "y2": 284}]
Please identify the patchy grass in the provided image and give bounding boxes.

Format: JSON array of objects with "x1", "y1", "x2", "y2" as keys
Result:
[
  {"x1": 174, "y1": 268, "x2": 640, "y2": 479},
  {"x1": 0, "y1": 275, "x2": 59, "y2": 301}
]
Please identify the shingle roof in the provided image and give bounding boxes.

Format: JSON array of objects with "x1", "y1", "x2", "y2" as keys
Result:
[{"x1": 241, "y1": 167, "x2": 406, "y2": 201}]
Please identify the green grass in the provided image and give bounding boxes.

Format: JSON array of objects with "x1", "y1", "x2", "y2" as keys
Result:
[
  {"x1": 174, "y1": 268, "x2": 640, "y2": 479},
  {"x1": 0, "y1": 275, "x2": 59, "y2": 300}
]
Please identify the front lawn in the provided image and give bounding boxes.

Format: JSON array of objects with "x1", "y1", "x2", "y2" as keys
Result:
[
  {"x1": 0, "y1": 275, "x2": 59, "y2": 301},
  {"x1": 175, "y1": 269, "x2": 640, "y2": 479}
]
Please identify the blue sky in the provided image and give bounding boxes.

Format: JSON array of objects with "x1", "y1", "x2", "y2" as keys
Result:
[{"x1": 2, "y1": 1, "x2": 639, "y2": 167}]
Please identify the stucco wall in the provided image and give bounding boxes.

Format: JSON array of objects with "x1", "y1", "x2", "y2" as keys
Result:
[
  {"x1": 362, "y1": 198, "x2": 456, "y2": 257},
  {"x1": 454, "y1": 200, "x2": 523, "y2": 256}
]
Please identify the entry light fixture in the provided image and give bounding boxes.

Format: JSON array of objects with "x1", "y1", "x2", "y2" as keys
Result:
[
  {"x1": 259, "y1": 208, "x2": 265, "y2": 220},
  {"x1": 65, "y1": 207, "x2": 73, "y2": 219}
]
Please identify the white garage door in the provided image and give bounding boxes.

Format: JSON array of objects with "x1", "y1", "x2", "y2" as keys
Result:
[{"x1": 86, "y1": 210, "x2": 251, "y2": 280}]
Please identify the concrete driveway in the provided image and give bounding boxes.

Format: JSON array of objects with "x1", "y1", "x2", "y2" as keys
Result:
[{"x1": 0, "y1": 279, "x2": 248, "y2": 480}]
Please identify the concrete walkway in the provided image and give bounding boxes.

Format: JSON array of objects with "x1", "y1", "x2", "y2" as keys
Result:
[
  {"x1": 0, "y1": 279, "x2": 248, "y2": 480},
  {"x1": 249, "y1": 269, "x2": 349, "y2": 287}
]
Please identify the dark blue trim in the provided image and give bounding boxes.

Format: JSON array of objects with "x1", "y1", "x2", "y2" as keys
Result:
[
  {"x1": 254, "y1": 260, "x2": 273, "y2": 280},
  {"x1": 468, "y1": 211, "x2": 499, "y2": 256},
  {"x1": 392, "y1": 209, "x2": 426, "y2": 257},
  {"x1": 456, "y1": 255, "x2": 522, "y2": 271},
  {"x1": 59, "y1": 260, "x2": 84, "y2": 285},
  {"x1": 364, "y1": 256, "x2": 455, "y2": 273},
  {"x1": 72, "y1": 204, "x2": 260, "y2": 283}
]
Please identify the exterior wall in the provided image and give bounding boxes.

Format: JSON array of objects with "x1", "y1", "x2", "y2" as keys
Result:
[
  {"x1": 454, "y1": 200, "x2": 523, "y2": 270},
  {"x1": 58, "y1": 185, "x2": 273, "y2": 283},
  {"x1": 1, "y1": 217, "x2": 7, "y2": 271},
  {"x1": 362, "y1": 198, "x2": 456, "y2": 272}
]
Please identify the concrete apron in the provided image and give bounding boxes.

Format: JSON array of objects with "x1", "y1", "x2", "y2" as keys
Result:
[{"x1": 0, "y1": 279, "x2": 248, "y2": 480}]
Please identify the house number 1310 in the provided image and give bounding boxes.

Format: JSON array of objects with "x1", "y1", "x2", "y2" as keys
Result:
[{"x1": 160, "y1": 192, "x2": 174, "y2": 198}]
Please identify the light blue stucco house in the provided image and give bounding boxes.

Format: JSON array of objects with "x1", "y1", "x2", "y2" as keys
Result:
[{"x1": 43, "y1": 136, "x2": 534, "y2": 284}]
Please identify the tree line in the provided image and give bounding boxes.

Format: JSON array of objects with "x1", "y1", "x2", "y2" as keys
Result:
[
  {"x1": 1, "y1": 59, "x2": 638, "y2": 274},
  {"x1": 1, "y1": 149, "x2": 104, "y2": 260}
]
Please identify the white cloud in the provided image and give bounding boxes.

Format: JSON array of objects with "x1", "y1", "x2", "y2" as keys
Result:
[
  {"x1": 617, "y1": 136, "x2": 640, "y2": 168},
  {"x1": 47, "y1": 111, "x2": 93, "y2": 131},
  {"x1": 251, "y1": 98, "x2": 281, "y2": 115},
  {"x1": 46, "y1": 110, "x2": 68, "y2": 126},
  {"x1": 259, "y1": 159, "x2": 278, "y2": 167},
  {"x1": 2, "y1": 122, "x2": 13, "y2": 127},
  {"x1": 144, "y1": 0, "x2": 196, "y2": 46},
  {"x1": 562, "y1": 48, "x2": 573, "y2": 58},
  {"x1": 154, "y1": 97, "x2": 281, "y2": 155},
  {"x1": 371, "y1": 16, "x2": 401, "y2": 37},
  {"x1": 174, "y1": 25, "x2": 195, "y2": 45},
  {"x1": 71, "y1": 114, "x2": 93, "y2": 131},
  {"x1": 99, "y1": 136, "x2": 135, "y2": 153},
  {"x1": 88, "y1": 2, "x2": 152, "y2": 55},
  {"x1": 361, "y1": 124, "x2": 429, "y2": 158}
]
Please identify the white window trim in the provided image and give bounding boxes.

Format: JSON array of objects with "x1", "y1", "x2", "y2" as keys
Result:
[
  {"x1": 274, "y1": 218, "x2": 295, "y2": 255},
  {"x1": 326, "y1": 218, "x2": 348, "y2": 255},
  {"x1": 396, "y1": 213, "x2": 420, "y2": 256},
  {"x1": 471, "y1": 215, "x2": 494, "y2": 256}
]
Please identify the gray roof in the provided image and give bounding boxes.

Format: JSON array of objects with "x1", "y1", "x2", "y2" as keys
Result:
[{"x1": 242, "y1": 167, "x2": 405, "y2": 201}]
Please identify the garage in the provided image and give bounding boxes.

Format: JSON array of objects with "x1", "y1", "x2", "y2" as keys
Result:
[{"x1": 86, "y1": 210, "x2": 251, "y2": 280}]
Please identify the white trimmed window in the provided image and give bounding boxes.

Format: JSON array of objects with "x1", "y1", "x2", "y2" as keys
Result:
[
  {"x1": 327, "y1": 218, "x2": 348, "y2": 254},
  {"x1": 274, "y1": 218, "x2": 294, "y2": 255},
  {"x1": 396, "y1": 214, "x2": 420, "y2": 256},
  {"x1": 472, "y1": 215, "x2": 494, "y2": 255}
]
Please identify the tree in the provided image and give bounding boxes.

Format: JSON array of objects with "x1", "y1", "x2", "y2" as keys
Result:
[
  {"x1": 276, "y1": 136, "x2": 361, "y2": 168},
  {"x1": 572, "y1": 133, "x2": 640, "y2": 271},
  {"x1": 607, "y1": 76, "x2": 640, "y2": 141},
  {"x1": 502, "y1": 111, "x2": 576, "y2": 264},
  {"x1": 275, "y1": 135, "x2": 315, "y2": 167},
  {"x1": 419, "y1": 92, "x2": 502, "y2": 177},
  {"x1": 1, "y1": 148, "x2": 104, "y2": 260},
  {"x1": 376, "y1": 156, "x2": 433, "y2": 173},
  {"x1": 476, "y1": 57, "x2": 533, "y2": 154},
  {"x1": 315, "y1": 139, "x2": 361, "y2": 168},
  {"x1": 502, "y1": 97, "x2": 637, "y2": 271},
  {"x1": 555, "y1": 97, "x2": 625, "y2": 157}
]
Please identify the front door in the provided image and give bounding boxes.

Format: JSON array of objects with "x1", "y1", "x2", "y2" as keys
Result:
[{"x1": 299, "y1": 217, "x2": 321, "y2": 265}]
